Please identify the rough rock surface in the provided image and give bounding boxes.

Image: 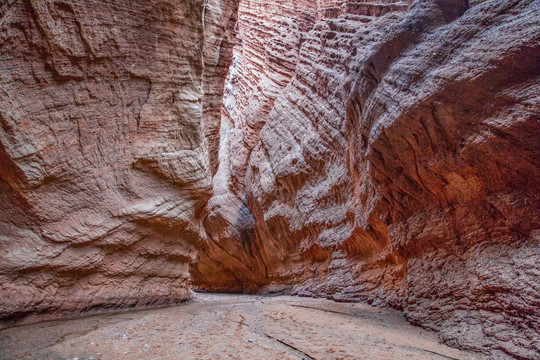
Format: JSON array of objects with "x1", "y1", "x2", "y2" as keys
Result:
[
  {"x1": 1, "y1": 0, "x2": 539, "y2": 359},
  {"x1": 0, "y1": 0, "x2": 238, "y2": 319},
  {"x1": 192, "y1": 0, "x2": 540, "y2": 358}
]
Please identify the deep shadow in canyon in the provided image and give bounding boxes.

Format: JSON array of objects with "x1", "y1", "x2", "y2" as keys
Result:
[{"x1": 0, "y1": 0, "x2": 539, "y2": 359}]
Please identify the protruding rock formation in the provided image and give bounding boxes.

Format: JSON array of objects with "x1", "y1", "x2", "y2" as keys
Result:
[
  {"x1": 192, "y1": 0, "x2": 540, "y2": 358},
  {"x1": 0, "y1": 0, "x2": 238, "y2": 319},
  {"x1": 1, "y1": 0, "x2": 539, "y2": 358}
]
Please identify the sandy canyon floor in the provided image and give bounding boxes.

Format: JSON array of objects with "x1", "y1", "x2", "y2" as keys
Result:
[{"x1": 0, "y1": 293, "x2": 484, "y2": 360}]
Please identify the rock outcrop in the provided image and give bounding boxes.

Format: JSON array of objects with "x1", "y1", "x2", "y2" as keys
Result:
[
  {"x1": 192, "y1": 0, "x2": 540, "y2": 358},
  {"x1": 1, "y1": 0, "x2": 539, "y2": 358},
  {"x1": 0, "y1": 0, "x2": 238, "y2": 319}
]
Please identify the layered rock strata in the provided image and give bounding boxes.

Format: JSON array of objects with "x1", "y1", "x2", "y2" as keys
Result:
[
  {"x1": 192, "y1": 0, "x2": 540, "y2": 358},
  {"x1": 0, "y1": 0, "x2": 238, "y2": 319},
  {"x1": 1, "y1": 0, "x2": 539, "y2": 359}
]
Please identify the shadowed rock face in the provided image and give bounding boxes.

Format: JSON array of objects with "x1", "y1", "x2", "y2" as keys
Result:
[
  {"x1": 1, "y1": 0, "x2": 539, "y2": 358},
  {"x1": 0, "y1": 0, "x2": 238, "y2": 318}
]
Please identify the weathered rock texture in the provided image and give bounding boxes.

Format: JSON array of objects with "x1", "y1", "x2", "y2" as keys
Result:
[
  {"x1": 0, "y1": 0, "x2": 238, "y2": 319},
  {"x1": 1, "y1": 0, "x2": 539, "y2": 359},
  {"x1": 192, "y1": 0, "x2": 540, "y2": 358}
]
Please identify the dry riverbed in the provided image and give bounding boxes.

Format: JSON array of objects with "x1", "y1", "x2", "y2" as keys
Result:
[{"x1": 0, "y1": 293, "x2": 484, "y2": 360}]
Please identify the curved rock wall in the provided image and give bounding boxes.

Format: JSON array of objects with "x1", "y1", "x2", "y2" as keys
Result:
[
  {"x1": 1, "y1": 0, "x2": 539, "y2": 358},
  {"x1": 193, "y1": 0, "x2": 540, "y2": 358},
  {"x1": 0, "y1": 0, "x2": 238, "y2": 319}
]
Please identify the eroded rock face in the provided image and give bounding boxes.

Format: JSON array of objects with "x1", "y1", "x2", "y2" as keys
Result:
[
  {"x1": 1, "y1": 0, "x2": 539, "y2": 358},
  {"x1": 0, "y1": 0, "x2": 238, "y2": 319},
  {"x1": 192, "y1": 0, "x2": 540, "y2": 358}
]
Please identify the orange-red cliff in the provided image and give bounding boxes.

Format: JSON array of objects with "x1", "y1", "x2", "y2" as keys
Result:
[{"x1": 193, "y1": 1, "x2": 540, "y2": 358}]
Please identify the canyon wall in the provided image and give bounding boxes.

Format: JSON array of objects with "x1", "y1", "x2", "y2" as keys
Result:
[
  {"x1": 1, "y1": 0, "x2": 539, "y2": 358},
  {"x1": 192, "y1": 0, "x2": 540, "y2": 358},
  {"x1": 0, "y1": 0, "x2": 238, "y2": 319}
]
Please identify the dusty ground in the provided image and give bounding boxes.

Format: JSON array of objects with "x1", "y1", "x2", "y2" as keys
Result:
[{"x1": 0, "y1": 293, "x2": 484, "y2": 360}]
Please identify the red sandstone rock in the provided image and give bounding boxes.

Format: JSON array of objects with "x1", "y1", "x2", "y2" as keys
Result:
[
  {"x1": 1, "y1": 0, "x2": 539, "y2": 359},
  {"x1": 0, "y1": 0, "x2": 238, "y2": 319},
  {"x1": 192, "y1": 0, "x2": 540, "y2": 358}
]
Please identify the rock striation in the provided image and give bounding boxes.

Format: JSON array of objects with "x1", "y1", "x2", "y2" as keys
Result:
[
  {"x1": 192, "y1": 0, "x2": 540, "y2": 358},
  {"x1": 0, "y1": 0, "x2": 238, "y2": 319},
  {"x1": 1, "y1": 0, "x2": 539, "y2": 359}
]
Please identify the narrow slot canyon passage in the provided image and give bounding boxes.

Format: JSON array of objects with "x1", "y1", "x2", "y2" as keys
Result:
[{"x1": 0, "y1": 0, "x2": 539, "y2": 359}]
